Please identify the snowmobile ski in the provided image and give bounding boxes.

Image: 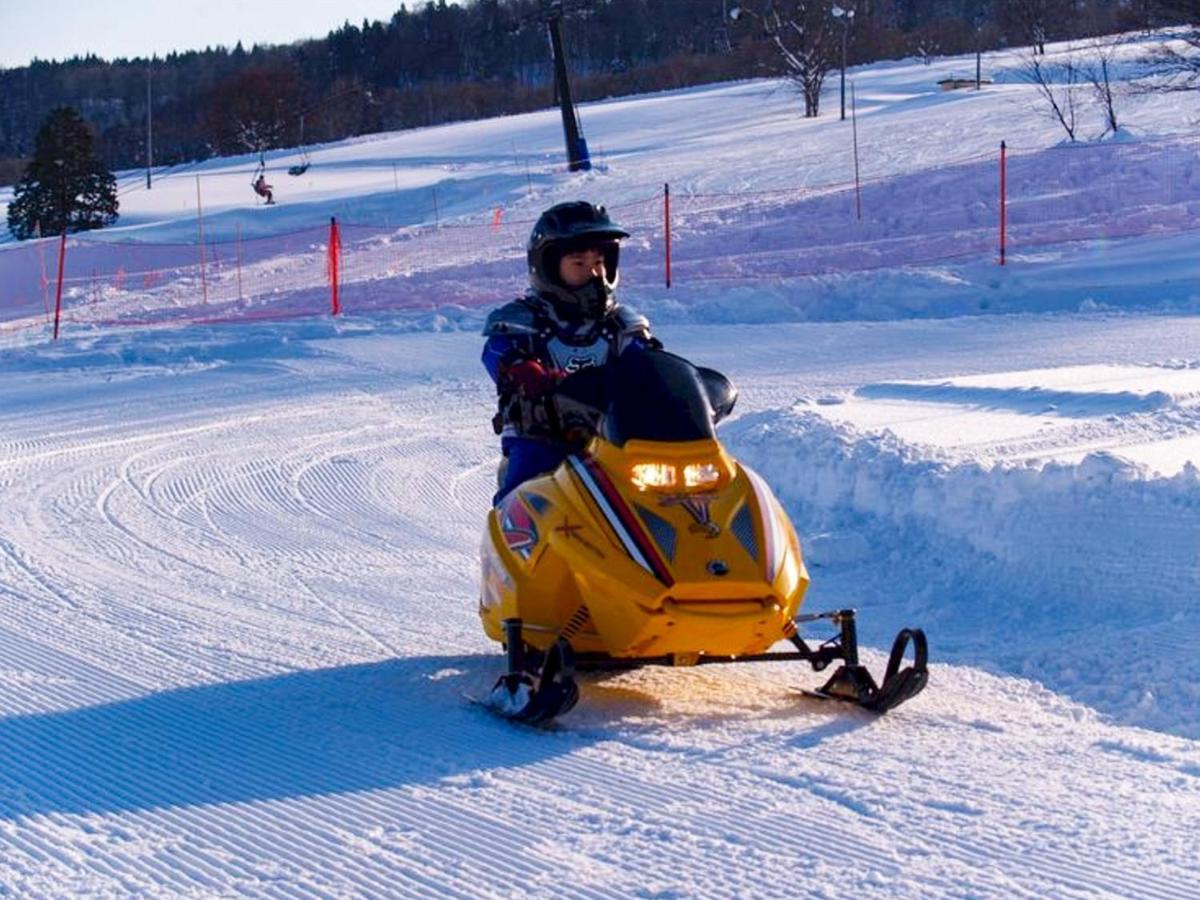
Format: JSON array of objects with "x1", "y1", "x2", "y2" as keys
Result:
[
  {"x1": 476, "y1": 624, "x2": 579, "y2": 725},
  {"x1": 797, "y1": 622, "x2": 928, "y2": 713}
]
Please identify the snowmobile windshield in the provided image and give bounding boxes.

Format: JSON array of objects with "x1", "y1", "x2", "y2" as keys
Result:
[{"x1": 605, "y1": 350, "x2": 731, "y2": 446}]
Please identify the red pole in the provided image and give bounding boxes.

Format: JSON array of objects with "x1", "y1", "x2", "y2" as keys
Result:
[
  {"x1": 329, "y1": 216, "x2": 342, "y2": 316},
  {"x1": 52, "y1": 231, "x2": 66, "y2": 341},
  {"x1": 664, "y1": 182, "x2": 672, "y2": 289},
  {"x1": 999, "y1": 140, "x2": 1007, "y2": 266}
]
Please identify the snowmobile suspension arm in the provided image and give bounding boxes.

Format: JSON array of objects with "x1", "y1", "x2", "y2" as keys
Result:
[
  {"x1": 572, "y1": 609, "x2": 928, "y2": 713},
  {"x1": 572, "y1": 650, "x2": 834, "y2": 671},
  {"x1": 572, "y1": 609, "x2": 861, "y2": 672},
  {"x1": 788, "y1": 608, "x2": 860, "y2": 670}
]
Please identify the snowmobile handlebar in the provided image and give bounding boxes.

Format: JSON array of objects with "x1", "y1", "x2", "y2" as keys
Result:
[{"x1": 547, "y1": 350, "x2": 739, "y2": 446}]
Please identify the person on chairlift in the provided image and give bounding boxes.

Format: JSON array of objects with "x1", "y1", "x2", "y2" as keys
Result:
[{"x1": 253, "y1": 173, "x2": 274, "y2": 205}]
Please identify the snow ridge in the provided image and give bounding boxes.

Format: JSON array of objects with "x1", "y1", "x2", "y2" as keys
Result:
[{"x1": 726, "y1": 408, "x2": 1200, "y2": 737}]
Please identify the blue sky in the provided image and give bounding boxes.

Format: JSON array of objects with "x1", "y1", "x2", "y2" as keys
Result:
[{"x1": 0, "y1": 0, "x2": 408, "y2": 68}]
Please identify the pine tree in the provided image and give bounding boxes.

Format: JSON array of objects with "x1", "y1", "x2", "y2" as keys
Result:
[{"x1": 6, "y1": 106, "x2": 118, "y2": 240}]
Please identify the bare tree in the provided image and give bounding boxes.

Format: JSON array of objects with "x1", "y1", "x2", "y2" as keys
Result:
[
  {"x1": 1080, "y1": 33, "x2": 1123, "y2": 136},
  {"x1": 1143, "y1": 1, "x2": 1200, "y2": 91},
  {"x1": 1117, "y1": 0, "x2": 1161, "y2": 33},
  {"x1": 1154, "y1": 0, "x2": 1200, "y2": 25},
  {"x1": 733, "y1": 2, "x2": 840, "y2": 117},
  {"x1": 202, "y1": 67, "x2": 303, "y2": 156},
  {"x1": 915, "y1": 36, "x2": 939, "y2": 65},
  {"x1": 1021, "y1": 48, "x2": 1082, "y2": 140},
  {"x1": 999, "y1": 0, "x2": 1069, "y2": 55}
]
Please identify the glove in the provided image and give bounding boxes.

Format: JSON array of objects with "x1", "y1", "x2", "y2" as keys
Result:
[{"x1": 503, "y1": 359, "x2": 558, "y2": 398}]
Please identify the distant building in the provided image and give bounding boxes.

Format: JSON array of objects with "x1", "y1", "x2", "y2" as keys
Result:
[{"x1": 938, "y1": 77, "x2": 992, "y2": 90}]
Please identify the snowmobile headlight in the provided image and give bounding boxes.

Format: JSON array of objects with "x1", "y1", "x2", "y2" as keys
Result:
[
  {"x1": 631, "y1": 462, "x2": 677, "y2": 490},
  {"x1": 683, "y1": 462, "x2": 721, "y2": 488}
]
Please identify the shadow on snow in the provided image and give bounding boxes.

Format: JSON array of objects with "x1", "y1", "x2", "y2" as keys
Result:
[
  {"x1": 0, "y1": 650, "x2": 883, "y2": 819},
  {"x1": 0, "y1": 654, "x2": 550, "y2": 819}
]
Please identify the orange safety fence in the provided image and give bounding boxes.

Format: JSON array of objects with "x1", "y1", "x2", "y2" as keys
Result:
[{"x1": 1, "y1": 133, "x2": 1197, "y2": 339}]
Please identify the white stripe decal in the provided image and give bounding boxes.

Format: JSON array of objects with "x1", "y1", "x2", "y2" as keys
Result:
[
  {"x1": 742, "y1": 465, "x2": 784, "y2": 581},
  {"x1": 569, "y1": 456, "x2": 654, "y2": 574}
]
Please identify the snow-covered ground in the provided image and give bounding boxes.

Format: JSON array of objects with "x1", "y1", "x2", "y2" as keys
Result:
[{"x1": 2, "y1": 33, "x2": 1200, "y2": 897}]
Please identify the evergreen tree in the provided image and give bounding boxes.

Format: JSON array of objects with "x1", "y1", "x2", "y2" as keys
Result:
[{"x1": 7, "y1": 106, "x2": 118, "y2": 240}]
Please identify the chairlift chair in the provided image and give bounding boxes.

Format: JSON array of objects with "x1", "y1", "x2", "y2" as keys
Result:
[{"x1": 288, "y1": 115, "x2": 311, "y2": 176}]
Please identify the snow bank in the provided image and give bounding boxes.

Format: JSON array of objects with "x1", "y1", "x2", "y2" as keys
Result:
[{"x1": 726, "y1": 408, "x2": 1200, "y2": 737}]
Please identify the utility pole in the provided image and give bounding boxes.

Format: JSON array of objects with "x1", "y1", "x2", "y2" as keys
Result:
[
  {"x1": 832, "y1": 5, "x2": 855, "y2": 122},
  {"x1": 544, "y1": 4, "x2": 591, "y2": 172},
  {"x1": 975, "y1": 14, "x2": 983, "y2": 90},
  {"x1": 145, "y1": 59, "x2": 153, "y2": 189}
]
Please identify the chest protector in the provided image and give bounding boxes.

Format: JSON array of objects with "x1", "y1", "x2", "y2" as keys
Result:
[
  {"x1": 484, "y1": 295, "x2": 657, "y2": 440},
  {"x1": 545, "y1": 331, "x2": 613, "y2": 373}
]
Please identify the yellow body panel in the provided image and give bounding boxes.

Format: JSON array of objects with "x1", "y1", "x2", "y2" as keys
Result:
[{"x1": 480, "y1": 436, "x2": 810, "y2": 662}]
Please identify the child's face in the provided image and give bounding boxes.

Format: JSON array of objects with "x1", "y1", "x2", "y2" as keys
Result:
[{"x1": 558, "y1": 248, "x2": 607, "y2": 289}]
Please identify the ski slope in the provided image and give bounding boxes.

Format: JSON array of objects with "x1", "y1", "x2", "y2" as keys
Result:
[{"x1": 2, "y1": 33, "x2": 1200, "y2": 897}]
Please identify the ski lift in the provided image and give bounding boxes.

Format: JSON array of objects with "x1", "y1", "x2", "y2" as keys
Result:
[
  {"x1": 250, "y1": 155, "x2": 275, "y2": 205},
  {"x1": 288, "y1": 115, "x2": 311, "y2": 177}
]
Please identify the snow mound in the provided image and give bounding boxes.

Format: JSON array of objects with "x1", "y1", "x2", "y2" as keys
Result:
[{"x1": 726, "y1": 408, "x2": 1200, "y2": 738}]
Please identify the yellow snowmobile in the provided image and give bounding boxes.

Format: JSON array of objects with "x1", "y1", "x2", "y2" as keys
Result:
[{"x1": 479, "y1": 350, "x2": 927, "y2": 723}]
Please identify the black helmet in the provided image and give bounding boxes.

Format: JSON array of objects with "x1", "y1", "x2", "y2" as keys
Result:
[{"x1": 527, "y1": 201, "x2": 630, "y2": 320}]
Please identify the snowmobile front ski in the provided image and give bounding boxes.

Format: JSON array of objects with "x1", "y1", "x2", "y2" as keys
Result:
[
  {"x1": 791, "y1": 610, "x2": 928, "y2": 713},
  {"x1": 482, "y1": 620, "x2": 579, "y2": 725},
  {"x1": 478, "y1": 612, "x2": 924, "y2": 725}
]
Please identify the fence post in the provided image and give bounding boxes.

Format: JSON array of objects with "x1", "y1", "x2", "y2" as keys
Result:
[
  {"x1": 851, "y1": 82, "x2": 862, "y2": 221},
  {"x1": 664, "y1": 183, "x2": 672, "y2": 289},
  {"x1": 52, "y1": 231, "x2": 66, "y2": 341},
  {"x1": 999, "y1": 140, "x2": 1007, "y2": 266},
  {"x1": 235, "y1": 222, "x2": 244, "y2": 302},
  {"x1": 196, "y1": 175, "x2": 208, "y2": 302},
  {"x1": 328, "y1": 216, "x2": 342, "y2": 316},
  {"x1": 35, "y1": 220, "x2": 51, "y2": 319}
]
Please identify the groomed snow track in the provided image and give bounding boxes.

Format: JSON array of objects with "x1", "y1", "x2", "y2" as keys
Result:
[{"x1": 2, "y1": 322, "x2": 1198, "y2": 897}]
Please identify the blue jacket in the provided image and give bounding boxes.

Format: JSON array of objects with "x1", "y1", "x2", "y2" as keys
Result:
[{"x1": 482, "y1": 292, "x2": 658, "y2": 442}]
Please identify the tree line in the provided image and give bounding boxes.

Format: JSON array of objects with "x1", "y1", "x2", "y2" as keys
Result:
[{"x1": 1, "y1": 0, "x2": 1195, "y2": 189}]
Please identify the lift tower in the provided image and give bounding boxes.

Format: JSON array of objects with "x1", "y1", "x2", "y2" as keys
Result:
[{"x1": 543, "y1": 3, "x2": 591, "y2": 171}]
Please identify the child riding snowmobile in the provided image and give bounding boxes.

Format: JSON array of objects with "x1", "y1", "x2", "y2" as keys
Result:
[
  {"x1": 482, "y1": 201, "x2": 658, "y2": 505},
  {"x1": 478, "y1": 342, "x2": 929, "y2": 724}
]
